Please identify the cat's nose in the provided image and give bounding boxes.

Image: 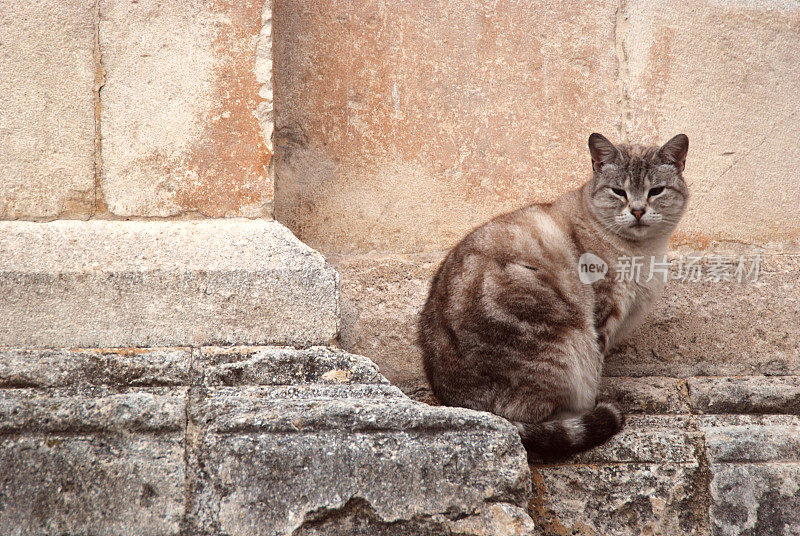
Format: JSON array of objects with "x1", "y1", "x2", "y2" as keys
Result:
[{"x1": 630, "y1": 208, "x2": 645, "y2": 220}]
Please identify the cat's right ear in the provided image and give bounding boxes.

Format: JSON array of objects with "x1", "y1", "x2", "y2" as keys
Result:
[{"x1": 588, "y1": 133, "x2": 617, "y2": 171}]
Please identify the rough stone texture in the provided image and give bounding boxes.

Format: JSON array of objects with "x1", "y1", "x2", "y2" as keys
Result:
[
  {"x1": 0, "y1": 389, "x2": 187, "y2": 434},
  {"x1": 189, "y1": 385, "x2": 533, "y2": 535},
  {"x1": 689, "y1": 376, "x2": 800, "y2": 415},
  {"x1": 198, "y1": 345, "x2": 387, "y2": 386},
  {"x1": 0, "y1": 346, "x2": 535, "y2": 535},
  {"x1": 623, "y1": 0, "x2": 800, "y2": 244},
  {"x1": 699, "y1": 416, "x2": 800, "y2": 536},
  {"x1": 0, "y1": 348, "x2": 191, "y2": 388},
  {"x1": 332, "y1": 252, "x2": 442, "y2": 383},
  {"x1": 599, "y1": 376, "x2": 690, "y2": 414},
  {"x1": 273, "y1": 0, "x2": 620, "y2": 254},
  {"x1": 100, "y1": 0, "x2": 273, "y2": 217},
  {"x1": 709, "y1": 464, "x2": 800, "y2": 536},
  {"x1": 604, "y1": 254, "x2": 800, "y2": 379},
  {"x1": 0, "y1": 220, "x2": 339, "y2": 347},
  {"x1": 0, "y1": 0, "x2": 96, "y2": 220},
  {"x1": 530, "y1": 415, "x2": 707, "y2": 536},
  {"x1": 184, "y1": 346, "x2": 534, "y2": 535},
  {"x1": 0, "y1": 435, "x2": 185, "y2": 535},
  {"x1": 335, "y1": 249, "x2": 800, "y2": 384},
  {"x1": 0, "y1": 388, "x2": 186, "y2": 535},
  {"x1": 531, "y1": 463, "x2": 705, "y2": 536}
]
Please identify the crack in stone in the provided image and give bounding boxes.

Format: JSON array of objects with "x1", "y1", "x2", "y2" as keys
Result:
[{"x1": 614, "y1": 0, "x2": 630, "y2": 143}]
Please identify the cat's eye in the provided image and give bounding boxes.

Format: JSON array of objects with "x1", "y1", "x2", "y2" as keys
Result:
[
  {"x1": 611, "y1": 188, "x2": 627, "y2": 198},
  {"x1": 648, "y1": 187, "x2": 665, "y2": 197}
]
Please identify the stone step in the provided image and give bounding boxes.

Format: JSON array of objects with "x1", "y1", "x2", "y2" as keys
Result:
[
  {"x1": 0, "y1": 220, "x2": 339, "y2": 348},
  {"x1": 0, "y1": 346, "x2": 536, "y2": 535}
]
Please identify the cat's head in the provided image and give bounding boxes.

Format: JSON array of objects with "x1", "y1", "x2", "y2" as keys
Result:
[{"x1": 585, "y1": 133, "x2": 689, "y2": 241}]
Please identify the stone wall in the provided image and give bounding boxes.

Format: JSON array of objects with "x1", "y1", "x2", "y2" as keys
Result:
[
  {"x1": 0, "y1": 0, "x2": 274, "y2": 220},
  {"x1": 2, "y1": 0, "x2": 800, "y2": 534},
  {"x1": 272, "y1": 0, "x2": 800, "y2": 384}
]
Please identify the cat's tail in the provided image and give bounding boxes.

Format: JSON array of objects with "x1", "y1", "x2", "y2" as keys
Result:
[{"x1": 516, "y1": 402, "x2": 625, "y2": 461}]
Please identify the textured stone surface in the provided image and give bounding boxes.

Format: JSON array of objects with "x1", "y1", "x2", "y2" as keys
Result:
[
  {"x1": 0, "y1": 389, "x2": 186, "y2": 433},
  {"x1": 0, "y1": 348, "x2": 191, "y2": 388},
  {"x1": 334, "y1": 250, "x2": 800, "y2": 384},
  {"x1": 531, "y1": 463, "x2": 706, "y2": 536},
  {"x1": 100, "y1": 0, "x2": 273, "y2": 217},
  {"x1": 0, "y1": 220, "x2": 339, "y2": 347},
  {"x1": 332, "y1": 253, "x2": 442, "y2": 383},
  {"x1": 189, "y1": 387, "x2": 532, "y2": 535},
  {"x1": 0, "y1": 346, "x2": 535, "y2": 534},
  {"x1": 605, "y1": 258, "x2": 800, "y2": 378},
  {"x1": 183, "y1": 346, "x2": 534, "y2": 535},
  {"x1": 273, "y1": 0, "x2": 620, "y2": 254},
  {"x1": 599, "y1": 376, "x2": 690, "y2": 414},
  {"x1": 0, "y1": 435, "x2": 185, "y2": 535},
  {"x1": 688, "y1": 376, "x2": 800, "y2": 415},
  {"x1": 0, "y1": 0, "x2": 96, "y2": 220},
  {"x1": 198, "y1": 346, "x2": 386, "y2": 386},
  {"x1": 699, "y1": 415, "x2": 800, "y2": 464},
  {"x1": 699, "y1": 416, "x2": 800, "y2": 536},
  {"x1": 529, "y1": 416, "x2": 707, "y2": 535},
  {"x1": 623, "y1": 0, "x2": 800, "y2": 243},
  {"x1": 0, "y1": 389, "x2": 185, "y2": 535},
  {"x1": 709, "y1": 464, "x2": 800, "y2": 536}
]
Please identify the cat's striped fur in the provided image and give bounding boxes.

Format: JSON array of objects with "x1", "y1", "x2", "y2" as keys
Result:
[{"x1": 419, "y1": 133, "x2": 689, "y2": 460}]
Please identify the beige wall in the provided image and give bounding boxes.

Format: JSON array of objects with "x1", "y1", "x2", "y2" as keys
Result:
[
  {"x1": 274, "y1": 0, "x2": 800, "y2": 253},
  {"x1": 0, "y1": 0, "x2": 274, "y2": 220},
  {"x1": 273, "y1": 0, "x2": 800, "y2": 382}
]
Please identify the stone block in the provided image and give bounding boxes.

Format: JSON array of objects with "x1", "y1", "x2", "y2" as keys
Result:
[
  {"x1": 623, "y1": 0, "x2": 800, "y2": 243},
  {"x1": 699, "y1": 416, "x2": 800, "y2": 535},
  {"x1": 99, "y1": 0, "x2": 273, "y2": 217},
  {"x1": 274, "y1": 0, "x2": 620, "y2": 254},
  {"x1": 0, "y1": 435, "x2": 185, "y2": 535},
  {"x1": 0, "y1": 388, "x2": 185, "y2": 535},
  {"x1": 0, "y1": 389, "x2": 186, "y2": 434},
  {"x1": 709, "y1": 463, "x2": 800, "y2": 536},
  {"x1": 0, "y1": 348, "x2": 191, "y2": 388},
  {"x1": 599, "y1": 376, "x2": 691, "y2": 414},
  {"x1": 184, "y1": 346, "x2": 534, "y2": 535},
  {"x1": 0, "y1": 220, "x2": 339, "y2": 347},
  {"x1": 191, "y1": 393, "x2": 532, "y2": 535},
  {"x1": 198, "y1": 346, "x2": 386, "y2": 386},
  {"x1": 604, "y1": 256, "x2": 800, "y2": 378},
  {"x1": 699, "y1": 415, "x2": 800, "y2": 464},
  {"x1": 332, "y1": 253, "x2": 442, "y2": 383},
  {"x1": 531, "y1": 463, "x2": 706, "y2": 536},
  {"x1": 0, "y1": 0, "x2": 96, "y2": 220},
  {"x1": 688, "y1": 376, "x2": 800, "y2": 415}
]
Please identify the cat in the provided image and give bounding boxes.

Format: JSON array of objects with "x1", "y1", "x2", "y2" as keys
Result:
[{"x1": 419, "y1": 133, "x2": 689, "y2": 460}]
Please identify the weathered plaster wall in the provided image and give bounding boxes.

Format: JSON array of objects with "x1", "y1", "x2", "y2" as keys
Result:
[
  {"x1": 273, "y1": 0, "x2": 800, "y2": 253},
  {"x1": 272, "y1": 0, "x2": 800, "y2": 383},
  {"x1": 0, "y1": 0, "x2": 274, "y2": 220}
]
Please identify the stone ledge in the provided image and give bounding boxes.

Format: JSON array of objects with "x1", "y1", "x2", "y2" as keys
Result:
[
  {"x1": 688, "y1": 376, "x2": 800, "y2": 415},
  {"x1": 0, "y1": 346, "x2": 535, "y2": 535},
  {"x1": 0, "y1": 220, "x2": 339, "y2": 348}
]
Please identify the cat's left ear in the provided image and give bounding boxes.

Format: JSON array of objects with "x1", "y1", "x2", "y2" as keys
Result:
[{"x1": 657, "y1": 134, "x2": 689, "y2": 172}]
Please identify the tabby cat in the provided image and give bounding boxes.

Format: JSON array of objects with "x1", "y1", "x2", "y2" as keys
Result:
[{"x1": 419, "y1": 133, "x2": 689, "y2": 459}]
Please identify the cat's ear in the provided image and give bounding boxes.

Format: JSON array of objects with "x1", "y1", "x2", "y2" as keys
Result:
[
  {"x1": 588, "y1": 133, "x2": 618, "y2": 171},
  {"x1": 657, "y1": 134, "x2": 689, "y2": 172}
]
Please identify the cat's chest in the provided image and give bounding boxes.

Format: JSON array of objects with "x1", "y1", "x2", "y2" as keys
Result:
[{"x1": 592, "y1": 260, "x2": 665, "y2": 350}]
